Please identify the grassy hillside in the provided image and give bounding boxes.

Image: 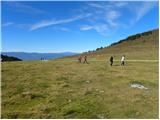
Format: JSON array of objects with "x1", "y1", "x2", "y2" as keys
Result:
[
  {"x1": 1, "y1": 29, "x2": 159, "y2": 118},
  {"x1": 76, "y1": 29, "x2": 158, "y2": 60}
]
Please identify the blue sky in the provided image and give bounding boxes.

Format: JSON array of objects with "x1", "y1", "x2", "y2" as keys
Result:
[{"x1": 1, "y1": 1, "x2": 159, "y2": 53}]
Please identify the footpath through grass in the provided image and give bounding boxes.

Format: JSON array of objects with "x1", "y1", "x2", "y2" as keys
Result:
[{"x1": 1, "y1": 59, "x2": 158, "y2": 118}]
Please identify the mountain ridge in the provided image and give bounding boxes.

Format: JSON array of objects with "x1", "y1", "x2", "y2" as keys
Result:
[{"x1": 1, "y1": 52, "x2": 79, "y2": 61}]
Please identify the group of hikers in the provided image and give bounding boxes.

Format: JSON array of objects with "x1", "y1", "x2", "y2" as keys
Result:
[
  {"x1": 78, "y1": 55, "x2": 88, "y2": 64},
  {"x1": 78, "y1": 55, "x2": 126, "y2": 66},
  {"x1": 110, "y1": 55, "x2": 125, "y2": 66}
]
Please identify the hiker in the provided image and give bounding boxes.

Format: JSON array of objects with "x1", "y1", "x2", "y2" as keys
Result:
[
  {"x1": 83, "y1": 55, "x2": 88, "y2": 64},
  {"x1": 78, "y1": 56, "x2": 82, "y2": 63},
  {"x1": 109, "y1": 56, "x2": 114, "y2": 66},
  {"x1": 121, "y1": 55, "x2": 125, "y2": 66}
]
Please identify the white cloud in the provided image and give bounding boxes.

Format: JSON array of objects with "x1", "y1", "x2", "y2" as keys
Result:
[
  {"x1": 112, "y1": 1, "x2": 128, "y2": 7},
  {"x1": 93, "y1": 24, "x2": 108, "y2": 36},
  {"x1": 105, "y1": 10, "x2": 121, "y2": 28},
  {"x1": 83, "y1": 10, "x2": 120, "y2": 35},
  {"x1": 30, "y1": 13, "x2": 91, "y2": 31},
  {"x1": 80, "y1": 24, "x2": 108, "y2": 36},
  {"x1": 106, "y1": 10, "x2": 121, "y2": 20},
  {"x1": 85, "y1": 2, "x2": 122, "y2": 32},
  {"x1": 30, "y1": 16, "x2": 80, "y2": 31},
  {"x1": 107, "y1": 20, "x2": 119, "y2": 28},
  {"x1": 126, "y1": 1, "x2": 157, "y2": 27},
  {"x1": 87, "y1": 3, "x2": 105, "y2": 9},
  {"x1": 80, "y1": 25, "x2": 93, "y2": 31},
  {"x1": 8, "y1": 1, "x2": 156, "y2": 37},
  {"x1": 2, "y1": 22, "x2": 14, "y2": 27},
  {"x1": 135, "y1": 2, "x2": 157, "y2": 22},
  {"x1": 85, "y1": 1, "x2": 157, "y2": 35}
]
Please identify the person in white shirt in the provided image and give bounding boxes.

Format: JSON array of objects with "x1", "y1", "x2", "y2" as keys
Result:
[{"x1": 121, "y1": 55, "x2": 125, "y2": 66}]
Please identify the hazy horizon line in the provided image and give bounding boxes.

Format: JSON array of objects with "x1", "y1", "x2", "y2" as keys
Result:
[{"x1": 1, "y1": 51, "x2": 82, "y2": 54}]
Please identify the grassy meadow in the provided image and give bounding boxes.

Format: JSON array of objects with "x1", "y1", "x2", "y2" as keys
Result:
[
  {"x1": 1, "y1": 29, "x2": 159, "y2": 118},
  {"x1": 1, "y1": 58, "x2": 158, "y2": 118}
]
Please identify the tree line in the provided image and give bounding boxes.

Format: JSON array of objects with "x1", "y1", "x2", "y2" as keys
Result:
[{"x1": 1, "y1": 54, "x2": 22, "y2": 62}]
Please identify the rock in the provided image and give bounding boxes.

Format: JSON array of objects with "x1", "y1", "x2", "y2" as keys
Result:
[
  {"x1": 130, "y1": 83, "x2": 148, "y2": 90},
  {"x1": 86, "y1": 80, "x2": 90, "y2": 83}
]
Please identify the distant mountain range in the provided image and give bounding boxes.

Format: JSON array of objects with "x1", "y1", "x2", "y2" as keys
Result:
[{"x1": 1, "y1": 52, "x2": 79, "y2": 61}]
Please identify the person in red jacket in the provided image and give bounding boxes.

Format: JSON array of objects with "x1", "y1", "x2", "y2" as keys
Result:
[{"x1": 78, "y1": 56, "x2": 82, "y2": 63}]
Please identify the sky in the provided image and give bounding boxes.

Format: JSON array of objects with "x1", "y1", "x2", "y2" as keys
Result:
[{"x1": 1, "y1": 1, "x2": 159, "y2": 53}]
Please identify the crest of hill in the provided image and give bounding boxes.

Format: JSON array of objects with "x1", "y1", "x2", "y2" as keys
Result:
[
  {"x1": 56, "y1": 28, "x2": 158, "y2": 60},
  {"x1": 62, "y1": 28, "x2": 159, "y2": 60},
  {"x1": 82, "y1": 28, "x2": 159, "y2": 60}
]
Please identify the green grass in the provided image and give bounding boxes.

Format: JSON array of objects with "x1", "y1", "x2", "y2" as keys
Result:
[
  {"x1": 1, "y1": 29, "x2": 159, "y2": 118},
  {"x1": 1, "y1": 59, "x2": 158, "y2": 118}
]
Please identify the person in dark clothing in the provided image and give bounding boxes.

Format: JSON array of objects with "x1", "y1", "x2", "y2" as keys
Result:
[
  {"x1": 83, "y1": 55, "x2": 88, "y2": 64},
  {"x1": 110, "y1": 56, "x2": 114, "y2": 66}
]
